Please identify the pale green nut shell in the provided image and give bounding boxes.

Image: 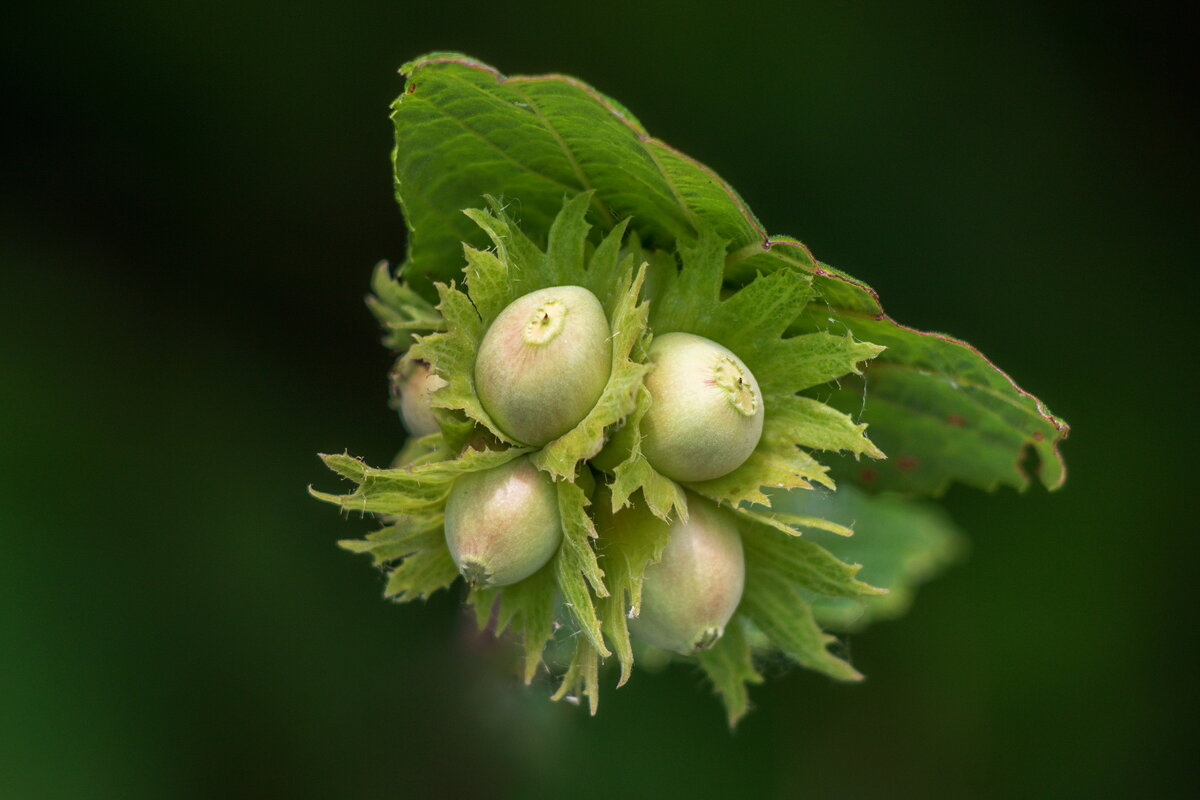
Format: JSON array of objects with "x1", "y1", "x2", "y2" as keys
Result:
[
  {"x1": 474, "y1": 285, "x2": 612, "y2": 447},
  {"x1": 390, "y1": 356, "x2": 448, "y2": 437},
  {"x1": 443, "y1": 455, "x2": 563, "y2": 588},
  {"x1": 629, "y1": 495, "x2": 745, "y2": 655},
  {"x1": 641, "y1": 332, "x2": 765, "y2": 483}
]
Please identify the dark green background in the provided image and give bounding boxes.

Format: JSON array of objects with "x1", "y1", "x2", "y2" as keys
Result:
[{"x1": 3, "y1": 1, "x2": 1195, "y2": 797}]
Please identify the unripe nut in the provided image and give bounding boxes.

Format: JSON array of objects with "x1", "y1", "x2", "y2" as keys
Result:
[
  {"x1": 629, "y1": 495, "x2": 745, "y2": 655},
  {"x1": 475, "y1": 286, "x2": 612, "y2": 447},
  {"x1": 443, "y1": 455, "x2": 562, "y2": 588},
  {"x1": 390, "y1": 356, "x2": 448, "y2": 437},
  {"x1": 641, "y1": 332, "x2": 765, "y2": 483}
]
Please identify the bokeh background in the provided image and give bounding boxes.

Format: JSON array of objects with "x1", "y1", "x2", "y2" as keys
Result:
[{"x1": 3, "y1": 1, "x2": 1196, "y2": 797}]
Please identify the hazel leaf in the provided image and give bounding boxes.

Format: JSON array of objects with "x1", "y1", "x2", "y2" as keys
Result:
[
  {"x1": 695, "y1": 619, "x2": 762, "y2": 728},
  {"x1": 605, "y1": 385, "x2": 689, "y2": 522},
  {"x1": 752, "y1": 331, "x2": 886, "y2": 396},
  {"x1": 545, "y1": 191, "x2": 592, "y2": 286},
  {"x1": 593, "y1": 491, "x2": 673, "y2": 687},
  {"x1": 335, "y1": 511, "x2": 459, "y2": 604},
  {"x1": 772, "y1": 395, "x2": 885, "y2": 459},
  {"x1": 320, "y1": 452, "x2": 369, "y2": 483},
  {"x1": 382, "y1": 545, "x2": 459, "y2": 601},
  {"x1": 408, "y1": 280, "x2": 513, "y2": 443},
  {"x1": 726, "y1": 504, "x2": 854, "y2": 538},
  {"x1": 706, "y1": 268, "x2": 813, "y2": 349},
  {"x1": 739, "y1": 567, "x2": 861, "y2": 682},
  {"x1": 311, "y1": 445, "x2": 530, "y2": 516},
  {"x1": 468, "y1": 561, "x2": 558, "y2": 684},
  {"x1": 809, "y1": 362, "x2": 1067, "y2": 496},
  {"x1": 553, "y1": 478, "x2": 610, "y2": 657},
  {"x1": 337, "y1": 514, "x2": 445, "y2": 566},
  {"x1": 741, "y1": 519, "x2": 884, "y2": 599},
  {"x1": 388, "y1": 430, "x2": 454, "y2": 470},
  {"x1": 367, "y1": 260, "x2": 445, "y2": 352},
  {"x1": 776, "y1": 484, "x2": 965, "y2": 631},
  {"x1": 551, "y1": 637, "x2": 601, "y2": 716}
]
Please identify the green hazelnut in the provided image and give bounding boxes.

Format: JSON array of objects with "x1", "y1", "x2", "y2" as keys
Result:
[
  {"x1": 641, "y1": 332, "x2": 764, "y2": 483},
  {"x1": 390, "y1": 356, "x2": 449, "y2": 437},
  {"x1": 474, "y1": 285, "x2": 612, "y2": 446},
  {"x1": 629, "y1": 494, "x2": 745, "y2": 655},
  {"x1": 443, "y1": 455, "x2": 562, "y2": 587}
]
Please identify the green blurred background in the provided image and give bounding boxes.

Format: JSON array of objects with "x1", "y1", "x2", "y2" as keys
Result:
[{"x1": 3, "y1": 1, "x2": 1195, "y2": 797}]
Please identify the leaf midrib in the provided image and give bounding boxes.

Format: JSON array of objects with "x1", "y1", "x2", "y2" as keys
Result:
[{"x1": 432, "y1": 66, "x2": 703, "y2": 237}]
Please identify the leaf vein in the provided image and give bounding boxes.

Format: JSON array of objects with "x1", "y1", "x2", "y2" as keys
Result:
[
  {"x1": 507, "y1": 83, "x2": 616, "y2": 227},
  {"x1": 405, "y1": 94, "x2": 580, "y2": 195}
]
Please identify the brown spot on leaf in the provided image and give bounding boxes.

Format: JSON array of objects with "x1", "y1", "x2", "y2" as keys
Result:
[
  {"x1": 946, "y1": 413, "x2": 967, "y2": 427},
  {"x1": 896, "y1": 455, "x2": 920, "y2": 473},
  {"x1": 406, "y1": 82, "x2": 417, "y2": 94},
  {"x1": 858, "y1": 467, "x2": 878, "y2": 484},
  {"x1": 1032, "y1": 431, "x2": 1045, "y2": 441}
]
